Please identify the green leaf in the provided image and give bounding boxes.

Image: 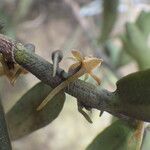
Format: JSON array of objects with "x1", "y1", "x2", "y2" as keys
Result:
[
  {"x1": 116, "y1": 69, "x2": 150, "y2": 104},
  {"x1": 125, "y1": 23, "x2": 150, "y2": 69},
  {"x1": 0, "y1": 11, "x2": 16, "y2": 38},
  {"x1": 6, "y1": 82, "x2": 66, "y2": 140},
  {"x1": 86, "y1": 120, "x2": 141, "y2": 150},
  {"x1": 0, "y1": 19, "x2": 5, "y2": 34},
  {"x1": 15, "y1": 0, "x2": 33, "y2": 21},
  {"x1": 105, "y1": 40, "x2": 132, "y2": 68},
  {"x1": 114, "y1": 69, "x2": 150, "y2": 121},
  {"x1": 121, "y1": 11, "x2": 150, "y2": 70},
  {"x1": 136, "y1": 11, "x2": 150, "y2": 38},
  {"x1": 98, "y1": 0, "x2": 119, "y2": 43}
]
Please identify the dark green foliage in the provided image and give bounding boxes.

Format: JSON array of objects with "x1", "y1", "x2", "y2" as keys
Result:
[
  {"x1": 6, "y1": 82, "x2": 66, "y2": 140},
  {"x1": 116, "y1": 69, "x2": 150, "y2": 104},
  {"x1": 86, "y1": 120, "x2": 141, "y2": 150},
  {"x1": 136, "y1": 11, "x2": 150, "y2": 38},
  {"x1": 113, "y1": 69, "x2": 150, "y2": 122}
]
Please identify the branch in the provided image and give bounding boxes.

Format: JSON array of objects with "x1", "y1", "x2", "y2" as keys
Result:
[
  {"x1": 13, "y1": 43, "x2": 129, "y2": 120},
  {"x1": 1, "y1": 34, "x2": 150, "y2": 122},
  {"x1": 14, "y1": 44, "x2": 114, "y2": 114}
]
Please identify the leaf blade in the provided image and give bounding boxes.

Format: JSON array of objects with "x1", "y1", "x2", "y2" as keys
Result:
[
  {"x1": 86, "y1": 120, "x2": 142, "y2": 150},
  {"x1": 6, "y1": 82, "x2": 66, "y2": 140}
]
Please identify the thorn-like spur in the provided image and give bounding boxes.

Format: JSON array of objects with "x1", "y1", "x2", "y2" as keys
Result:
[
  {"x1": 51, "y1": 50, "x2": 63, "y2": 77},
  {"x1": 77, "y1": 101, "x2": 93, "y2": 123},
  {"x1": 24, "y1": 43, "x2": 35, "y2": 53},
  {"x1": 37, "y1": 50, "x2": 102, "y2": 111}
]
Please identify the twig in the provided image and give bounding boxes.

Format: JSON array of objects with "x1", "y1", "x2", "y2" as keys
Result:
[{"x1": 0, "y1": 34, "x2": 150, "y2": 122}]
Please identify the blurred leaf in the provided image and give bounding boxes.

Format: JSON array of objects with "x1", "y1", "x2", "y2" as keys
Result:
[
  {"x1": 0, "y1": 11, "x2": 16, "y2": 38},
  {"x1": 117, "y1": 50, "x2": 132, "y2": 67},
  {"x1": 121, "y1": 23, "x2": 150, "y2": 70},
  {"x1": 126, "y1": 23, "x2": 148, "y2": 56},
  {"x1": 86, "y1": 120, "x2": 142, "y2": 150},
  {"x1": 136, "y1": 11, "x2": 150, "y2": 38},
  {"x1": 105, "y1": 40, "x2": 120, "y2": 67},
  {"x1": 15, "y1": 0, "x2": 34, "y2": 22},
  {"x1": 0, "y1": 18, "x2": 5, "y2": 34},
  {"x1": 121, "y1": 11, "x2": 150, "y2": 70},
  {"x1": 105, "y1": 40, "x2": 132, "y2": 68},
  {"x1": 99, "y1": 0, "x2": 119, "y2": 43},
  {"x1": 6, "y1": 82, "x2": 66, "y2": 140}
]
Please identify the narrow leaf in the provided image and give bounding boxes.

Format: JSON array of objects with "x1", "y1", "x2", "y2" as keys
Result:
[{"x1": 99, "y1": 0, "x2": 119, "y2": 43}]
